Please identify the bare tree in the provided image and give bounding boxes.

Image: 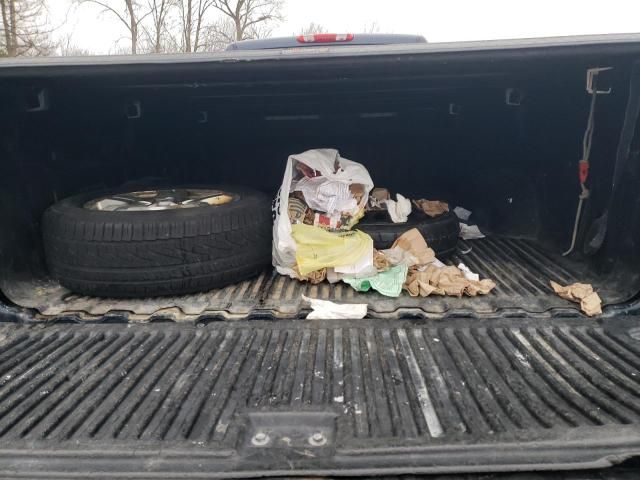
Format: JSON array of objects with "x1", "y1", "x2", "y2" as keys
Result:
[
  {"x1": 197, "y1": 15, "x2": 234, "y2": 51},
  {"x1": 57, "y1": 32, "x2": 92, "y2": 56},
  {"x1": 141, "y1": 0, "x2": 176, "y2": 52},
  {"x1": 78, "y1": 0, "x2": 151, "y2": 54},
  {"x1": 175, "y1": 0, "x2": 216, "y2": 53},
  {"x1": 299, "y1": 22, "x2": 326, "y2": 36},
  {"x1": 0, "y1": 0, "x2": 56, "y2": 56},
  {"x1": 109, "y1": 43, "x2": 134, "y2": 54},
  {"x1": 211, "y1": 0, "x2": 282, "y2": 42}
]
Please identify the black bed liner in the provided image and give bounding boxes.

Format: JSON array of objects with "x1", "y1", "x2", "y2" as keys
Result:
[
  {"x1": 2, "y1": 236, "x2": 635, "y2": 321},
  {"x1": 0, "y1": 317, "x2": 638, "y2": 478}
]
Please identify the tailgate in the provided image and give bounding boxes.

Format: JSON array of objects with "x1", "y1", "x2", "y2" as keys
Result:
[{"x1": 0, "y1": 317, "x2": 638, "y2": 478}]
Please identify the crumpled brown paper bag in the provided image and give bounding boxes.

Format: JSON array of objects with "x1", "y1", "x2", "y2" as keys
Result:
[
  {"x1": 391, "y1": 228, "x2": 435, "y2": 265},
  {"x1": 404, "y1": 264, "x2": 496, "y2": 297},
  {"x1": 413, "y1": 199, "x2": 449, "y2": 218},
  {"x1": 373, "y1": 250, "x2": 391, "y2": 271},
  {"x1": 550, "y1": 281, "x2": 602, "y2": 316},
  {"x1": 294, "y1": 266, "x2": 327, "y2": 285}
]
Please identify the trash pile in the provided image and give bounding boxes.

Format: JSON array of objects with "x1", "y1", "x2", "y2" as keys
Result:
[
  {"x1": 273, "y1": 149, "x2": 496, "y2": 305},
  {"x1": 273, "y1": 148, "x2": 375, "y2": 282}
]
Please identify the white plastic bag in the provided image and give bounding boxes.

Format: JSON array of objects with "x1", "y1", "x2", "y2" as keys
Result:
[{"x1": 273, "y1": 149, "x2": 374, "y2": 276}]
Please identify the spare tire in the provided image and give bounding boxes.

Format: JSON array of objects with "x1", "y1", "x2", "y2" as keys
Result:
[
  {"x1": 357, "y1": 210, "x2": 460, "y2": 257},
  {"x1": 42, "y1": 186, "x2": 272, "y2": 298}
]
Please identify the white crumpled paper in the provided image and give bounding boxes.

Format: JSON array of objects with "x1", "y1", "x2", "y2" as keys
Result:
[
  {"x1": 459, "y1": 223, "x2": 485, "y2": 240},
  {"x1": 454, "y1": 206, "x2": 472, "y2": 221},
  {"x1": 385, "y1": 194, "x2": 412, "y2": 223},
  {"x1": 458, "y1": 262, "x2": 480, "y2": 281},
  {"x1": 293, "y1": 176, "x2": 358, "y2": 217},
  {"x1": 303, "y1": 295, "x2": 367, "y2": 319}
]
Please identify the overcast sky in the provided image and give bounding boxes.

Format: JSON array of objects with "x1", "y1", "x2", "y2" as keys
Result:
[{"x1": 53, "y1": 0, "x2": 640, "y2": 54}]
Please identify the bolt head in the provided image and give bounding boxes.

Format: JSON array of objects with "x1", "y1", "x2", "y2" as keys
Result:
[
  {"x1": 309, "y1": 431, "x2": 327, "y2": 446},
  {"x1": 251, "y1": 432, "x2": 269, "y2": 446}
]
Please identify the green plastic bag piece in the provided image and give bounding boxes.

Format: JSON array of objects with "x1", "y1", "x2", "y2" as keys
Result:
[{"x1": 343, "y1": 264, "x2": 409, "y2": 298}]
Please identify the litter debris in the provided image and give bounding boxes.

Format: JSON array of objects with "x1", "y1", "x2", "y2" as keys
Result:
[
  {"x1": 326, "y1": 268, "x2": 342, "y2": 284},
  {"x1": 303, "y1": 295, "x2": 367, "y2": 319},
  {"x1": 334, "y1": 246, "x2": 376, "y2": 277},
  {"x1": 429, "y1": 258, "x2": 446, "y2": 269},
  {"x1": 404, "y1": 264, "x2": 496, "y2": 297},
  {"x1": 385, "y1": 193, "x2": 412, "y2": 223},
  {"x1": 413, "y1": 199, "x2": 449, "y2": 217},
  {"x1": 453, "y1": 206, "x2": 472, "y2": 221},
  {"x1": 459, "y1": 223, "x2": 486, "y2": 240},
  {"x1": 349, "y1": 184, "x2": 366, "y2": 206},
  {"x1": 343, "y1": 264, "x2": 408, "y2": 297},
  {"x1": 293, "y1": 176, "x2": 359, "y2": 218},
  {"x1": 391, "y1": 228, "x2": 436, "y2": 265},
  {"x1": 311, "y1": 210, "x2": 356, "y2": 230},
  {"x1": 458, "y1": 240, "x2": 473, "y2": 255},
  {"x1": 292, "y1": 224, "x2": 373, "y2": 276},
  {"x1": 273, "y1": 148, "x2": 374, "y2": 276},
  {"x1": 373, "y1": 249, "x2": 391, "y2": 271},
  {"x1": 550, "y1": 281, "x2": 602, "y2": 316},
  {"x1": 287, "y1": 196, "x2": 309, "y2": 224},
  {"x1": 293, "y1": 267, "x2": 327, "y2": 285},
  {"x1": 458, "y1": 262, "x2": 480, "y2": 282},
  {"x1": 274, "y1": 149, "x2": 496, "y2": 310},
  {"x1": 379, "y1": 246, "x2": 419, "y2": 268},
  {"x1": 368, "y1": 188, "x2": 390, "y2": 210}
]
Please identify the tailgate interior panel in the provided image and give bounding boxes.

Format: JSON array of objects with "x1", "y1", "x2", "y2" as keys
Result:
[{"x1": 0, "y1": 317, "x2": 638, "y2": 477}]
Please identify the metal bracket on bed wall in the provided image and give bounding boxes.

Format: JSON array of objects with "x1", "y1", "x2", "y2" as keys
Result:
[
  {"x1": 586, "y1": 67, "x2": 613, "y2": 94},
  {"x1": 505, "y1": 88, "x2": 524, "y2": 106},
  {"x1": 25, "y1": 88, "x2": 49, "y2": 112},
  {"x1": 448, "y1": 103, "x2": 462, "y2": 115},
  {"x1": 197, "y1": 110, "x2": 208, "y2": 123},
  {"x1": 125, "y1": 101, "x2": 142, "y2": 119}
]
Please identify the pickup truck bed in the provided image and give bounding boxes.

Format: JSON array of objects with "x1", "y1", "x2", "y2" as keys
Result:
[{"x1": 2, "y1": 34, "x2": 640, "y2": 478}]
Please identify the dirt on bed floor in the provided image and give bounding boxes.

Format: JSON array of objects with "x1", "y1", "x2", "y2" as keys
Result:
[{"x1": 2, "y1": 236, "x2": 632, "y2": 322}]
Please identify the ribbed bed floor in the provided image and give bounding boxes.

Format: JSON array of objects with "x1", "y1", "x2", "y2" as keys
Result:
[
  {"x1": 2, "y1": 236, "x2": 633, "y2": 320},
  {"x1": 0, "y1": 318, "x2": 638, "y2": 477}
]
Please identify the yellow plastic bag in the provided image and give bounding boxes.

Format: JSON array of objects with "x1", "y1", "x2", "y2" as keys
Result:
[{"x1": 292, "y1": 224, "x2": 373, "y2": 276}]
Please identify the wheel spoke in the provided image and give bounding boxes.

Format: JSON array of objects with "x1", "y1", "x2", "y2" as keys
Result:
[{"x1": 85, "y1": 189, "x2": 236, "y2": 211}]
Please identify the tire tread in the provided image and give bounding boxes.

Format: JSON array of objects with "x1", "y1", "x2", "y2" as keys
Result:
[{"x1": 42, "y1": 186, "x2": 272, "y2": 298}]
